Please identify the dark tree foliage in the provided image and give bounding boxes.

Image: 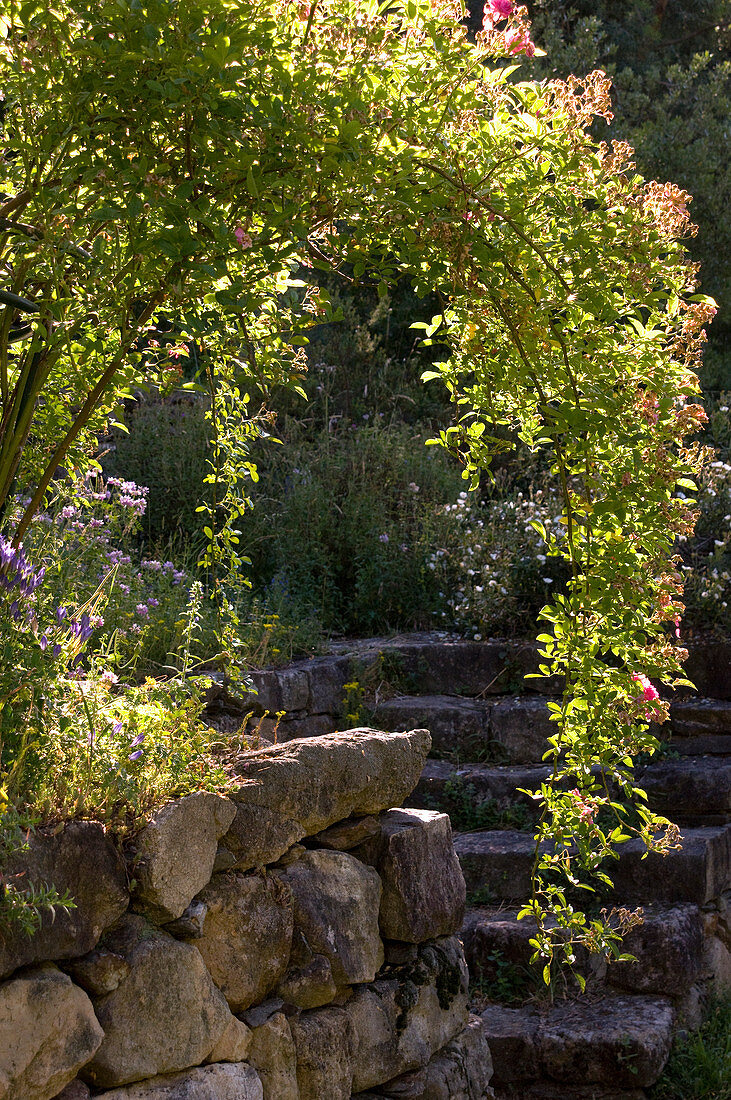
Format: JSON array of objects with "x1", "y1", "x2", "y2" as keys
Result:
[{"x1": 466, "y1": 0, "x2": 731, "y2": 383}]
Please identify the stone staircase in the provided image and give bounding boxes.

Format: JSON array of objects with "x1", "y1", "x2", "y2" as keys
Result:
[
  {"x1": 373, "y1": 639, "x2": 731, "y2": 1099},
  {"x1": 208, "y1": 632, "x2": 731, "y2": 1098}
]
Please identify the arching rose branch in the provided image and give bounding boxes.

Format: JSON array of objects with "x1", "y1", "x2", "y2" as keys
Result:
[{"x1": 0, "y1": 0, "x2": 715, "y2": 973}]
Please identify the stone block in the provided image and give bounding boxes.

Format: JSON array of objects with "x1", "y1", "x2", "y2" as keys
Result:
[
  {"x1": 225, "y1": 728, "x2": 430, "y2": 870},
  {"x1": 247, "y1": 1011, "x2": 299, "y2": 1100},
  {"x1": 312, "y1": 814, "x2": 381, "y2": 850},
  {"x1": 63, "y1": 947, "x2": 131, "y2": 996},
  {"x1": 355, "y1": 809, "x2": 465, "y2": 943},
  {"x1": 248, "y1": 666, "x2": 311, "y2": 714},
  {"x1": 418, "y1": 1015, "x2": 494, "y2": 1100},
  {"x1": 82, "y1": 915, "x2": 231, "y2": 1089},
  {"x1": 482, "y1": 993, "x2": 674, "y2": 1090},
  {"x1": 130, "y1": 792, "x2": 236, "y2": 923},
  {"x1": 0, "y1": 965, "x2": 103, "y2": 1100},
  {"x1": 273, "y1": 849, "x2": 383, "y2": 987},
  {"x1": 276, "y1": 953, "x2": 337, "y2": 1009},
  {"x1": 290, "y1": 1005, "x2": 356, "y2": 1100},
  {"x1": 92, "y1": 1063, "x2": 263, "y2": 1099},
  {"x1": 205, "y1": 1016, "x2": 252, "y2": 1063},
  {"x1": 608, "y1": 905, "x2": 704, "y2": 994},
  {"x1": 191, "y1": 872, "x2": 293, "y2": 1012},
  {"x1": 488, "y1": 697, "x2": 553, "y2": 764},
  {"x1": 373, "y1": 696, "x2": 494, "y2": 761},
  {"x1": 347, "y1": 936, "x2": 470, "y2": 1093},
  {"x1": 0, "y1": 822, "x2": 129, "y2": 979}
]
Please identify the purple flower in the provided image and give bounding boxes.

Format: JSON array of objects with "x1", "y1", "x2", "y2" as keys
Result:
[
  {"x1": 378, "y1": 533, "x2": 389, "y2": 544},
  {"x1": 111, "y1": 720, "x2": 124, "y2": 735},
  {"x1": 147, "y1": 598, "x2": 159, "y2": 608},
  {"x1": 135, "y1": 603, "x2": 149, "y2": 618},
  {"x1": 128, "y1": 749, "x2": 144, "y2": 761},
  {"x1": 39, "y1": 634, "x2": 48, "y2": 651}
]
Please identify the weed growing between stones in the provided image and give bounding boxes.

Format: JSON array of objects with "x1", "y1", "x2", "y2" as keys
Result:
[
  {"x1": 648, "y1": 993, "x2": 731, "y2": 1100},
  {"x1": 425, "y1": 775, "x2": 535, "y2": 832}
]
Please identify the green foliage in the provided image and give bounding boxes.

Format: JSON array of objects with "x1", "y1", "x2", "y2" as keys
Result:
[
  {"x1": 0, "y1": 810, "x2": 76, "y2": 938},
  {"x1": 241, "y1": 422, "x2": 464, "y2": 634},
  {"x1": 648, "y1": 994, "x2": 731, "y2": 1099},
  {"x1": 104, "y1": 395, "x2": 212, "y2": 550},
  {"x1": 424, "y1": 775, "x2": 535, "y2": 832}
]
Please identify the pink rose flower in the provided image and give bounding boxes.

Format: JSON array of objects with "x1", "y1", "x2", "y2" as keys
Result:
[{"x1": 505, "y1": 28, "x2": 536, "y2": 56}]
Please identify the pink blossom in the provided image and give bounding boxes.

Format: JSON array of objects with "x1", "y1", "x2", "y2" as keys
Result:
[
  {"x1": 483, "y1": 0, "x2": 513, "y2": 25},
  {"x1": 234, "y1": 225, "x2": 253, "y2": 249},
  {"x1": 673, "y1": 617, "x2": 681, "y2": 639},
  {"x1": 505, "y1": 28, "x2": 535, "y2": 56},
  {"x1": 631, "y1": 672, "x2": 660, "y2": 704}
]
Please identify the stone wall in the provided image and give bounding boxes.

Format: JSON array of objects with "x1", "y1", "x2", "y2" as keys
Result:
[{"x1": 0, "y1": 727, "x2": 494, "y2": 1100}]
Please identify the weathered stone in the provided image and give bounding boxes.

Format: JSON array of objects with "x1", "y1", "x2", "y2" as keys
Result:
[
  {"x1": 271, "y1": 843, "x2": 307, "y2": 868},
  {"x1": 247, "y1": 1011, "x2": 299, "y2": 1100},
  {"x1": 479, "y1": 1003, "x2": 541, "y2": 1085},
  {"x1": 355, "y1": 809, "x2": 465, "y2": 943},
  {"x1": 608, "y1": 825, "x2": 731, "y2": 905},
  {"x1": 163, "y1": 899, "x2": 208, "y2": 940},
  {"x1": 670, "y1": 698, "x2": 731, "y2": 743},
  {"x1": 248, "y1": 666, "x2": 311, "y2": 714},
  {"x1": 537, "y1": 994, "x2": 674, "y2": 1088},
  {"x1": 455, "y1": 825, "x2": 731, "y2": 906},
  {"x1": 0, "y1": 965, "x2": 103, "y2": 1100},
  {"x1": 373, "y1": 1066, "x2": 429, "y2": 1096},
  {"x1": 273, "y1": 849, "x2": 383, "y2": 987},
  {"x1": 205, "y1": 1016, "x2": 252, "y2": 1063},
  {"x1": 241, "y1": 998, "x2": 285, "y2": 1029},
  {"x1": 482, "y1": 993, "x2": 674, "y2": 1089},
  {"x1": 64, "y1": 948, "x2": 131, "y2": 996},
  {"x1": 290, "y1": 1005, "x2": 356, "y2": 1100},
  {"x1": 277, "y1": 952, "x2": 337, "y2": 1009},
  {"x1": 488, "y1": 696, "x2": 552, "y2": 764},
  {"x1": 303, "y1": 655, "x2": 354, "y2": 714},
  {"x1": 191, "y1": 872, "x2": 293, "y2": 1012},
  {"x1": 608, "y1": 906, "x2": 704, "y2": 994},
  {"x1": 275, "y1": 714, "x2": 337, "y2": 742},
  {"x1": 226, "y1": 728, "x2": 431, "y2": 870},
  {"x1": 0, "y1": 821, "x2": 129, "y2": 978},
  {"x1": 82, "y1": 915, "x2": 231, "y2": 1088},
  {"x1": 454, "y1": 830, "x2": 535, "y2": 901},
  {"x1": 213, "y1": 845, "x2": 238, "y2": 873},
  {"x1": 130, "y1": 792, "x2": 237, "y2": 923},
  {"x1": 347, "y1": 936, "x2": 470, "y2": 1093},
  {"x1": 312, "y1": 814, "x2": 381, "y2": 850},
  {"x1": 374, "y1": 697, "x2": 494, "y2": 762},
  {"x1": 637, "y1": 756, "x2": 731, "y2": 824},
  {"x1": 51, "y1": 1082, "x2": 91, "y2": 1100},
  {"x1": 420, "y1": 1015, "x2": 494, "y2": 1100},
  {"x1": 92, "y1": 1063, "x2": 263, "y2": 1099}
]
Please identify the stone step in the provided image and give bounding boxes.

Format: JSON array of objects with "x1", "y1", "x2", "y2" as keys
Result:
[
  {"x1": 374, "y1": 694, "x2": 731, "y2": 767},
  {"x1": 481, "y1": 992, "x2": 674, "y2": 1092},
  {"x1": 409, "y1": 755, "x2": 731, "y2": 827},
  {"x1": 454, "y1": 824, "x2": 731, "y2": 907},
  {"x1": 373, "y1": 695, "x2": 553, "y2": 765},
  {"x1": 462, "y1": 904, "x2": 705, "y2": 998}
]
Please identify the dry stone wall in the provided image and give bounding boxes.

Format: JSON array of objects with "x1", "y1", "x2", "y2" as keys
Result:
[{"x1": 0, "y1": 727, "x2": 494, "y2": 1100}]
